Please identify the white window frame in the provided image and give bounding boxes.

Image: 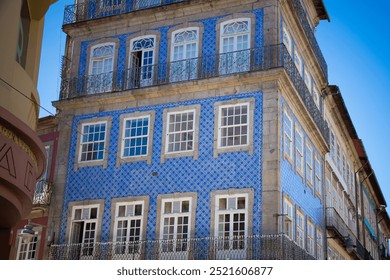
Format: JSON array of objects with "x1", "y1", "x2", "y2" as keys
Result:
[
  {"x1": 314, "y1": 154, "x2": 322, "y2": 197},
  {"x1": 296, "y1": 209, "x2": 305, "y2": 248},
  {"x1": 283, "y1": 197, "x2": 294, "y2": 240},
  {"x1": 161, "y1": 105, "x2": 201, "y2": 162},
  {"x1": 282, "y1": 23, "x2": 292, "y2": 55},
  {"x1": 112, "y1": 200, "x2": 145, "y2": 259},
  {"x1": 304, "y1": 69, "x2": 312, "y2": 94},
  {"x1": 294, "y1": 49, "x2": 303, "y2": 76},
  {"x1": 68, "y1": 203, "x2": 102, "y2": 259},
  {"x1": 88, "y1": 42, "x2": 115, "y2": 94},
  {"x1": 118, "y1": 111, "x2": 155, "y2": 166},
  {"x1": 79, "y1": 121, "x2": 107, "y2": 163},
  {"x1": 170, "y1": 27, "x2": 199, "y2": 82},
  {"x1": 307, "y1": 219, "x2": 315, "y2": 256},
  {"x1": 295, "y1": 125, "x2": 304, "y2": 175},
  {"x1": 158, "y1": 196, "x2": 194, "y2": 260},
  {"x1": 283, "y1": 109, "x2": 293, "y2": 161},
  {"x1": 214, "y1": 98, "x2": 255, "y2": 157},
  {"x1": 16, "y1": 227, "x2": 40, "y2": 260},
  {"x1": 306, "y1": 143, "x2": 313, "y2": 187},
  {"x1": 316, "y1": 227, "x2": 323, "y2": 259},
  {"x1": 214, "y1": 193, "x2": 249, "y2": 260},
  {"x1": 219, "y1": 18, "x2": 251, "y2": 75}
]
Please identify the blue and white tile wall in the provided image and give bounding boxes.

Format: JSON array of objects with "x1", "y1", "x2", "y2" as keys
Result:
[{"x1": 59, "y1": 92, "x2": 263, "y2": 243}]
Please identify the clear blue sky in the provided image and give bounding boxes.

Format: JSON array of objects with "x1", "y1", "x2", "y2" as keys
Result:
[{"x1": 38, "y1": 0, "x2": 390, "y2": 206}]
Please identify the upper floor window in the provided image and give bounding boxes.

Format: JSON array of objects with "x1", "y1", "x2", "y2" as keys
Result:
[
  {"x1": 88, "y1": 43, "x2": 115, "y2": 94},
  {"x1": 101, "y1": 0, "x2": 123, "y2": 9},
  {"x1": 282, "y1": 25, "x2": 292, "y2": 55},
  {"x1": 127, "y1": 36, "x2": 156, "y2": 88},
  {"x1": 118, "y1": 111, "x2": 155, "y2": 166},
  {"x1": 170, "y1": 28, "x2": 199, "y2": 82},
  {"x1": 214, "y1": 98, "x2": 255, "y2": 157},
  {"x1": 295, "y1": 126, "x2": 304, "y2": 174},
  {"x1": 306, "y1": 143, "x2": 313, "y2": 186},
  {"x1": 219, "y1": 19, "x2": 251, "y2": 75},
  {"x1": 135, "y1": 0, "x2": 161, "y2": 9},
  {"x1": 79, "y1": 122, "x2": 107, "y2": 162},
  {"x1": 314, "y1": 155, "x2": 322, "y2": 197},
  {"x1": 283, "y1": 110, "x2": 293, "y2": 161},
  {"x1": 304, "y1": 69, "x2": 312, "y2": 94},
  {"x1": 161, "y1": 105, "x2": 200, "y2": 162},
  {"x1": 312, "y1": 86, "x2": 320, "y2": 109},
  {"x1": 75, "y1": 117, "x2": 112, "y2": 170},
  {"x1": 294, "y1": 49, "x2": 303, "y2": 76}
]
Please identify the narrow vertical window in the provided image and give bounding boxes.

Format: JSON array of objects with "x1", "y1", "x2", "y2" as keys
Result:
[
  {"x1": 296, "y1": 210, "x2": 305, "y2": 248},
  {"x1": 170, "y1": 28, "x2": 199, "y2": 82},
  {"x1": 307, "y1": 220, "x2": 315, "y2": 256},
  {"x1": 219, "y1": 19, "x2": 251, "y2": 75},
  {"x1": 306, "y1": 144, "x2": 313, "y2": 186},
  {"x1": 88, "y1": 43, "x2": 115, "y2": 94},
  {"x1": 316, "y1": 227, "x2": 323, "y2": 259},
  {"x1": 283, "y1": 110, "x2": 293, "y2": 160},
  {"x1": 294, "y1": 49, "x2": 303, "y2": 76},
  {"x1": 16, "y1": 231, "x2": 38, "y2": 260},
  {"x1": 314, "y1": 155, "x2": 322, "y2": 197},
  {"x1": 282, "y1": 24, "x2": 292, "y2": 55},
  {"x1": 295, "y1": 126, "x2": 304, "y2": 174},
  {"x1": 283, "y1": 198, "x2": 294, "y2": 240}
]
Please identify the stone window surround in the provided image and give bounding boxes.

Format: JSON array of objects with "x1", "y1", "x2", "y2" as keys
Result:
[
  {"x1": 109, "y1": 195, "x2": 150, "y2": 243},
  {"x1": 65, "y1": 199, "x2": 105, "y2": 244},
  {"x1": 213, "y1": 98, "x2": 255, "y2": 158},
  {"x1": 160, "y1": 104, "x2": 201, "y2": 163},
  {"x1": 209, "y1": 188, "x2": 254, "y2": 239},
  {"x1": 74, "y1": 116, "x2": 112, "y2": 171},
  {"x1": 116, "y1": 110, "x2": 155, "y2": 167}
]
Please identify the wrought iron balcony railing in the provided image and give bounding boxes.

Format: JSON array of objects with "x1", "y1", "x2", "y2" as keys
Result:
[
  {"x1": 63, "y1": 0, "x2": 189, "y2": 25},
  {"x1": 49, "y1": 234, "x2": 316, "y2": 260},
  {"x1": 60, "y1": 44, "x2": 329, "y2": 144},
  {"x1": 291, "y1": 0, "x2": 328, "y2": 79},
  {"x1": 325, "y1": 207, "x2": 352, "y2": 240},
  {"x1": 33, "y1": 180, "x2": 52, "y2": 206}
]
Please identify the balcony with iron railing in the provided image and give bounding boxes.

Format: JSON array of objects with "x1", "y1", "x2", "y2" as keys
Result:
[
  {"x1": 49, "y1": 234, "x2": 316, "y2": 260},
  {"x1": 32, "y1": 180, "x2": 52, "y2": 207},
  {"x1": 59, "y1": 44, "x2": 329, "y2": 144},
  {"x1": 63, "y1": 0, "x2": 189, "y2": 25}
]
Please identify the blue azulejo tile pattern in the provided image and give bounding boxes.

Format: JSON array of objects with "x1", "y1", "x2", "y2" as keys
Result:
[
  {"x1": 59, "y1": 91, "x2": 263, "y2": 243},
  {"x1": 279, "y1": 97, "x2": 324, "y2": 230}
]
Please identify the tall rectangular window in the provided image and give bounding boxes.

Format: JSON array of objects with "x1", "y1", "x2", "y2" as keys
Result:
[
  {"x1": 283, "y1": 198, "x2": 294, "y2": 240},
  {"x1": 88, "y1": 43, "x2": 115, "y2": 94},
  {"x1": 296, "y1": 210, "x2": 305, "y2": 248},
  {"x1": 295, "y1": 126, "x2": 304, "y2": 174},
  {"x1": 306, "y1": 144, "x2": 313, "y2": 186},
  {"x1": 307, "y1": 220, "x2": 315, "y2": 256},
  {"x1": 316, "y1": 227, "x2": 323, "y2": 259},
  {"x1": 283, "y1": 110, "x2": 293, "y2": 160},
  {"x1": 113, "y1": 202, "x2": 144, "y2": 259},
  {"x1": 159, "y1": 198, "x2": 192, "y2": 260},
  {"x1": 69, "y1": 205, "x2": 100, "y2": 258},
  {"x1": 215, "y1": 194, "x2": 248, "y2": 259},
  {"x1": 79, "y1": 122, "x2": 107, "y2": 162},
  {"x1": 330, "y1": 130, "x2": 335, "y2": 160},
  {"x1": 314, "y1": 155, "x2": 322, "y2": 196}
]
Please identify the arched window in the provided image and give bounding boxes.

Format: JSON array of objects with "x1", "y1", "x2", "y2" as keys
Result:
[
  {"x1": 170, "y1": 28, "x2": 199, "y2": 82},
  {"x1": 127, "y1": 36, "x2": 156, "y2": 88},
  {"x1": 88, "y1": 43, "x2": 115, "y2": 94},
  {"x1": 219, "y1": 19, "x2": 251, "y2": 75}
]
